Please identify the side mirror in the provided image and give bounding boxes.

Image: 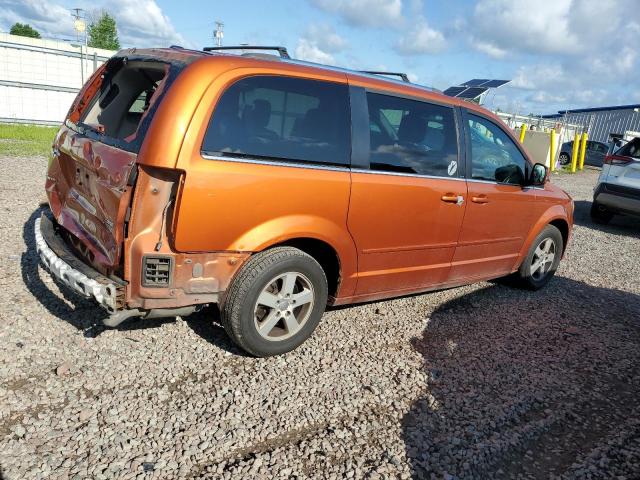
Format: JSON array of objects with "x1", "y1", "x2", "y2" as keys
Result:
[{"x1": 529, "y1": 163, "x2": 547, "y2": 186}]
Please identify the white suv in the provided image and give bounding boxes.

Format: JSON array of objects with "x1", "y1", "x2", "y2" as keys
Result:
[{"x1": 591, "y1": 136, "x2": 640, "y2": 223}]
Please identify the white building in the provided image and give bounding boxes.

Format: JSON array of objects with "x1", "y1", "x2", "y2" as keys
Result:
[{"x1": 0, "y1": 32, "x2": 115, "y2": 125}]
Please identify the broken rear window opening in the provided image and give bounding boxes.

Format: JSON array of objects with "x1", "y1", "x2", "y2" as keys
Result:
[{"x1": 67, "y1": 57, "x2": 184, "y2": 153}]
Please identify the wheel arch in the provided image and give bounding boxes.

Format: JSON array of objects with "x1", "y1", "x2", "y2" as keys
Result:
[
  {"x1": 270, "y1": 237, "x2": 342, "y2": 302},
  {"x1": 229, "y1": 215, "x2": 358, "y2": 301},
  {"x1": 549, "y1": 218, "x2": 570, "y2": 255},
  {"x1": 517, "y1": 206, "x2": 572, "y2": 268}
]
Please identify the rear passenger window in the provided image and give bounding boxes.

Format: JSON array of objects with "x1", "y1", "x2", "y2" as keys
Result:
[
  {"x1": 366, "y1": 93, "x2": 459, "y2": 177},
  {"x1": 202, "y1": 76, "x2": 350, "y2": 166},
  {"x1": 467, "y1": 113, "x2": 527, "y2": 185}
]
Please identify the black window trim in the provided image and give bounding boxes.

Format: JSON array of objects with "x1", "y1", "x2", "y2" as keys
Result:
[
  {"x1": 461, "y1": 108, "x2": 533, "y2": 187},
  {"x1": 350, "y1": 87, "x2": 465, "y2": 181},
  {"x1": 200, "y1": 73, "x2": 353, "y2": 170}
]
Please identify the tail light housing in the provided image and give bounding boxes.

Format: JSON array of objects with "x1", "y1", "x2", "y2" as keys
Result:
[{"x1": 604, "y1": 154, "x2": 633, "y2": 165}]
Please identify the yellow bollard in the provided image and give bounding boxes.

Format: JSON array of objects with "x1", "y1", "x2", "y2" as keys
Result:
[
  {"x1": 519, "y1": 124, "x2": 527, "y2": 143},
  {"x1": 549, "y1": 129, "x2": 556, "y2": 172},
  {"x1": 578, "y1": 132, "x2": 588, "y2": 170},
  {"x1": 570, "y1": 134, "x2": 580, "y2": 173}
]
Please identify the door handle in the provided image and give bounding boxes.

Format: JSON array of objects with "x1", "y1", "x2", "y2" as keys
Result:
[
  {"x1": 442, "y1": 194, "x2": 464, "y2": 205},
  {"x1": 471, "y1": 195, "x2": 489, "y2": 204}
]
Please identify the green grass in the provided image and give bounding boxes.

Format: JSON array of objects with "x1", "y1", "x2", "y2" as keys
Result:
[{"x1": 0, "y1": 123, "x2": 58, "y2": 157}]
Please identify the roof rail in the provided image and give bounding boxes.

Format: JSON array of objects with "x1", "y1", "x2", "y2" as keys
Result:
[
  {"x1": 360, "y1": 71, "x2": 410, "y2": 83},
  {"x1": 203, "y1": 45, "x2": 291, "y2": 59}
]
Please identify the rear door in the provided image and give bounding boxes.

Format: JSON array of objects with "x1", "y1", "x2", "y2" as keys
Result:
[
  {"x1": 46, "y1": 56, "x2": 180, "y2": 270},
  {"x1": 346, "y1": 87, "x2": 467, "y2": 296},
  {"x1": 173, "y1": 73, "x2": 355, "y2": 281},
  {"x1": 449, "y1": 110, "x2": 536, "y2": 281}
]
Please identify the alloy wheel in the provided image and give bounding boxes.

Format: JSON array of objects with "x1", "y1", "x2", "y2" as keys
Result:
[
  {"x1": 530, "y1": 238, "x2": 556, "y2": 281},
  {"x1": 253, "y1": 272, "x2": 315, "y2": 341}
]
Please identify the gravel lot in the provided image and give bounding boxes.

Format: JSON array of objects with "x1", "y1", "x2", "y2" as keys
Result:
[{"x1": 1, "y1": 155, "x2": 639, "y2": 480}]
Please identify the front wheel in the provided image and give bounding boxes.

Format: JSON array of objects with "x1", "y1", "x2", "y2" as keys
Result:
[
  {"x1": 221, "y1": 247, "x2": 328, "y2": 357},
  {"x1": 516, "y1": 225, "x2": 563, "y2": 290},
  {"x1": 559, "y1": 153, "x2": 570, "y2": 165}
]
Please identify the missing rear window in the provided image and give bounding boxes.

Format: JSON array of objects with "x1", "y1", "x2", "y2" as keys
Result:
[{"x1": 80, "y1": 61, "x2": 167, "y2": 144}]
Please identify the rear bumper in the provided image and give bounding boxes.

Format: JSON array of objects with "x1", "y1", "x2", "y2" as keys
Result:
[
  {"x1": 594, "y1": 182, "x2": 640, "y2": 215},
  {"x1": 35, "y1": 213, "x2": 123, "y2": 313}
]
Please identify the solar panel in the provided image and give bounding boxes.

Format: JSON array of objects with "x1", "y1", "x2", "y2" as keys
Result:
[
  {"x1": 456, "y1": 87, "x2": 488, "y2": 99},
  {"x1": 461, "y1": 79, "x2": 490, "y2": 87},
  {"x1": 443, "y1": 86, "x2": 467, "y2": 97},
  {"x1": 481, "y1": 79, "x2": 510, "y2": 88}
]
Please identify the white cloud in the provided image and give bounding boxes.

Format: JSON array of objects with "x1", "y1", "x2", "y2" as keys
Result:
[
  {"x1": 394, "y1": 18, "x2": 445, "y2": 55},
  {"x1": 470, "y1": 0, "x2": 580, "y2": 56},
  {"x1": 0, "y1": 0, "x2": 185, "y2": 47},
  {"x1": 294, "y1": 23, "x2": 348, "y2": 64},
  {"x1": 473, "y1": 41, "x2": 507, "y2": 59},
  {"x1": 469, "y1": 0, "x2": 640, "y2": 113},
  {"x1": 0, "y1": 0, "x2": 76, "y2": 38},
  {"x1": 310, "y1": 0, "x2": 404, "y2": 28},
  {"x1": 304, "y1": 23, "x2": 348, "y2": 53},
  {"x1": 107, "y1": 0, "x2": 186, "y2": 47},
  {"x1": 295, "y1": 38, "x2": 335, "y2": 64}
]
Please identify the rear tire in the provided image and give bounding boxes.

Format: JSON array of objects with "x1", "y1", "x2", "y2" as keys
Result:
[
  {"x1": 514, "y1": 225, "x2": 563, "y2": 290},
  {"x1": 559, "y1": 153, "x2": 570, "y2": 165},
  {"x1": 590, "y1": 201, "x2": 614, "y2": 224},
  {"x1": 221, "y1": 247, "x2": 328, "y2": 357}
]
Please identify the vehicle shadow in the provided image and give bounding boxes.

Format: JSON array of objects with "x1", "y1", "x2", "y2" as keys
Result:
[
  {"x1": 573, "y1": 199, "x2": 640, "y2": 238},
  {"x1": 21, "y1": 208, "x2": 109, "y2": 336},
  {"x1": 21, "y1": 208, "x2": 243, "y2": 354},
  {"x1": 401, "y1": 277, "x2": 640, "y2": 479}
]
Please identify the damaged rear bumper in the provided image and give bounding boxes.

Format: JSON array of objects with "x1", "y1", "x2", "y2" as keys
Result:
[{"x1": 35, "y1": 213, "x2": 123, "y2": 313}]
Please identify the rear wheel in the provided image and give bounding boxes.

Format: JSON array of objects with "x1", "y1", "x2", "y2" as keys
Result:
[
  {"x1": 515, "y1": 225, "x2": 563, "y2": 290},
  {"x1": 590, "y1": 201, "x2": 614, "y2": 224},
  {"x1": 221, "y1": 247, "x2": 328, "y2": 357},
  {"x1": 559, "y1": 153, "x2": 570, "y2": 165}
]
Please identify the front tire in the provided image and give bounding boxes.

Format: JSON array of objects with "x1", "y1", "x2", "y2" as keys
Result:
[
  {"x1": 559, "y1": 153, "x2": 570, "y2": 165},
  {"x1": 516, "y1": 225, "x2": 563, "y2": 290},
  {"x1": 221, "y1": 247, "x2": 328, "y2": 357}
]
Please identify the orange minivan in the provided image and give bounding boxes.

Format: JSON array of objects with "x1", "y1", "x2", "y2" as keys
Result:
[{"x1": 37, "y1": 46, "x2": 573, "y2": 356}]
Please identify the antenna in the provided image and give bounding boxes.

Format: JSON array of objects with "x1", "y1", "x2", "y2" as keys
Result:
[{"x1": 214, "y1": 21, "x2": 224, "y2": 47}]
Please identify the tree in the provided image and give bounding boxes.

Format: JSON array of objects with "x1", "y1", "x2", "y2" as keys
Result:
[
  {"x1": 87, "y1": 12, "x2": 120, "y2": 50},
  {"x1": 10, "y1": 23, "x2": 41, "y2": 39}
]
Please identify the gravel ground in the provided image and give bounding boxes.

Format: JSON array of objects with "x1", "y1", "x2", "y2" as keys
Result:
[{"x1": 1, "y1": 156, "x2": 639, "y2": 480}]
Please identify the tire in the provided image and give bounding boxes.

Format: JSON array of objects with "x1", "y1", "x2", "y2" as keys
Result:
[
  {"x1": 559, "y1": 153, "x2": 570, "y2": 165},
  {"x1": 515, "y1": 225, "x2": 563, "y2": 290},
  {"x1": 590, "y1": 201, "x2": 614, "y2": 225},
  {"x1": 221, "y1": 247, "x2": 328, "y2": 357}
]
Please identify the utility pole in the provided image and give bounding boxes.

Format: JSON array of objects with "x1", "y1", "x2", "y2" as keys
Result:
[
  {"x1": 71, "y1": 8, "x2": 87, "y2": 44},
  {"x1": 214, "y1": 21, "x2": 224, "y2": 47},
  {"x1": 71, "y1": 8, "x2": 87, "y2": 86}
]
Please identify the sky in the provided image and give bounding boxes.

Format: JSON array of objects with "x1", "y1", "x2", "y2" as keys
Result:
[{"x1": 1, "y1": 0, "x2": 639, "y2": 115}]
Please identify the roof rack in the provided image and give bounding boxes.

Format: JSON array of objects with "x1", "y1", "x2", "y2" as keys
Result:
[
  {"x1": 203, "y1": 46, "x2": 290, "y2": 59},
  {"x1": 360, "y1": 71, "x2": 410, "y2": 83}
]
